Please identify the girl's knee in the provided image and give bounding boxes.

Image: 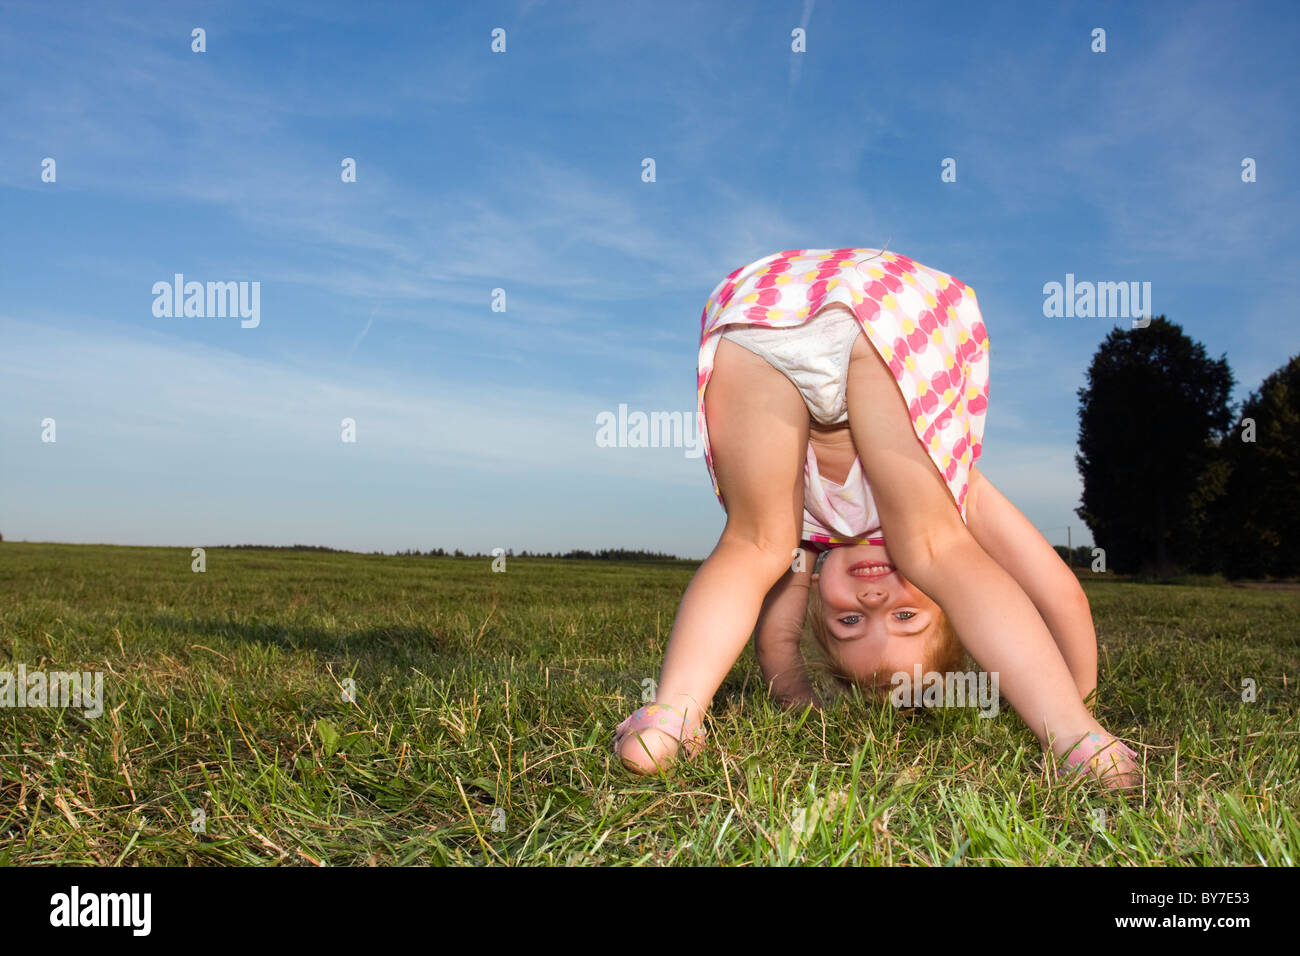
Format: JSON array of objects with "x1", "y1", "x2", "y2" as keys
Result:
[
  {"x1": 888, "y1": 520, "x2": 975, "y2": 588},
  {"x1": 717, "y1": 529, "x2": 799, "y2": 578}
]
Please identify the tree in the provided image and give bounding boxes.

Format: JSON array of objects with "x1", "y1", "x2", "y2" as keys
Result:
[
  {"x1": 1075, "y1": 316, "x2": 1233, "y2": 575},
  {"x1": 1212, "y1": 353, "x2": 1300, "y2": 578}
]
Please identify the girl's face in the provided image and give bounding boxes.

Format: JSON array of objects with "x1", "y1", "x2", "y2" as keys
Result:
[{"x1": 813, "y1": 543, "x2": 944, "y2": 688}]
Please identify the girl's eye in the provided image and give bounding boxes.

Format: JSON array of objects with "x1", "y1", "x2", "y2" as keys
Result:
[{"x1": 839, "y1": 612, "x2": 916, "y2": 626}]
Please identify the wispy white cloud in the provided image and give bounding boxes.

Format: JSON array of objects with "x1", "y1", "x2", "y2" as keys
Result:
[
  {"x1": 789, "y1": 0, "x2": 817, "y2": 88},
  {"x1": 0, "y1": 312, "x2": 719, "y2": 550}
]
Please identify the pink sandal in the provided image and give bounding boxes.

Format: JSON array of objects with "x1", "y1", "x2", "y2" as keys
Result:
[
  {"x1": 1057, "y1": 731, "x2": 1140, "y2": 783},
  {"x1": 612, "y1": 703, "x2": 707, "y2": 761}
]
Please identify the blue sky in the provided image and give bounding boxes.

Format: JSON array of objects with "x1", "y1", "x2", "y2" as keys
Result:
[{"x1": 2, "y1": 0, "x2": 1297, "y2": 559}]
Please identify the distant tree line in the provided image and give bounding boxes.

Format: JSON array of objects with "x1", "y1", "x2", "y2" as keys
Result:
[
  {"x1": 1075, "y1": 317, "x2": 1300, "y2": 579},
  {"x1": 225, "y1": 543, "x2": 353, "y2": 552},
  {"x1": 393, "y1": 547, "x2": 691, "y2": 562},
  {"x1": 219, "y1": 543, "x2": 692, "y2": 562}
]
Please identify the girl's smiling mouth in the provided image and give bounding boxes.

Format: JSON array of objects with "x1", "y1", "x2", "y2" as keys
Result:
[{"x1": 848, "y1": 561, "x2": 895, "y2": 578}]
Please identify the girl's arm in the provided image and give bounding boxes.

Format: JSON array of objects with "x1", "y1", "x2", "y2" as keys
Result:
[
  {"x1": 842, "y1": 338, "x2": 1126, "y2": 783},
  {"x1": 964, "y1": 466, "x2": 1098, "y2": 708},
  {"x1": 752, "y1": 556, "x2": 821, "y2": 710}
]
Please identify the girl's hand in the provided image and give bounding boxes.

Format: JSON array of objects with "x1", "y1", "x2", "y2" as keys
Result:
[{"x1": 753, "y1": 559, "x2": 818, "y2": 704}]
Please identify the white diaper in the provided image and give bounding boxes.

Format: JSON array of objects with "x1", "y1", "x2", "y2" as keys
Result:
[{"x1": 719, "y1": 305, "x2": 863, "y2": 425}]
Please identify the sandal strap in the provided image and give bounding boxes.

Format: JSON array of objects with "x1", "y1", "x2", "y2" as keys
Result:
[
  {"x1": 1057, "y1": 731, "x2": 1138, "y2": 776},
  {"x1": 613, "y1": 703, "x2": 707, "y2": 760}
]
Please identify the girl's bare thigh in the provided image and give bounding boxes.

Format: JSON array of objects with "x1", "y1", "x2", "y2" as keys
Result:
[{"x1": 704, "y1": 337, "x2": 810, "y2": 554}]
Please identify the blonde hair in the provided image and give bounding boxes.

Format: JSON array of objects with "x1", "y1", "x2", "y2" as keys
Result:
[
  {"x1": 849, "y1": 238, "x2": 893, "y2": 271},
  {"x1": 805, "y1": 581, "x2": 968, "y2": 701}
]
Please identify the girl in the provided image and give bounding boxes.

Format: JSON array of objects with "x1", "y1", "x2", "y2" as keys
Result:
[{"x1": 613, "y1": 248, "x2": 1140, "y2": 788}]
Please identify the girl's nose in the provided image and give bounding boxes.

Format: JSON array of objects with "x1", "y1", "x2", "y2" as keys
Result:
[{"x1": 857, "y1": 586, "x2": 888, "y2": 607}]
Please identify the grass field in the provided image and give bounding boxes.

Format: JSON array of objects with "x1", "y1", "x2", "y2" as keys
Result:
[{"x1": 1, "y1": 542, "x2": 1297, "y2": 866}]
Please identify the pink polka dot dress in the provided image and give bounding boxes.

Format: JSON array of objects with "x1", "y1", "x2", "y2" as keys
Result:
[{"x1": 697, "y1": 248, "x2": 991, "y2": 552}]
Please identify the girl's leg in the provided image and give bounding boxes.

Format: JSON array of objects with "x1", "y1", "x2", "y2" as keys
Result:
[
  {"x1": 842, "y1": 337, "x2": 1136, "y2": 785},
  {"x1": 618, "y1": 337, "x2": 809, "y2": 773}
]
